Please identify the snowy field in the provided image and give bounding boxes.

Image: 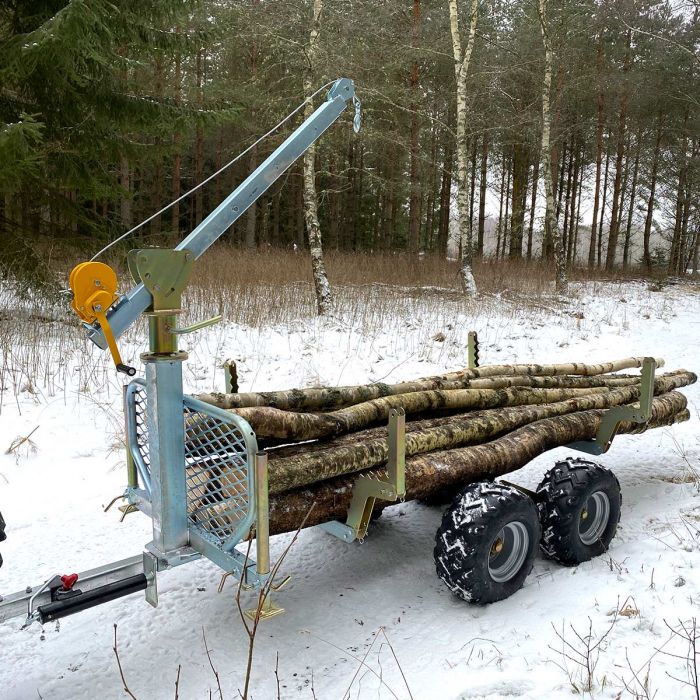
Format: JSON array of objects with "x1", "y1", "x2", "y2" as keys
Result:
[{"x1": 1, "y1": 279, "x2": 699, "y2": 699}]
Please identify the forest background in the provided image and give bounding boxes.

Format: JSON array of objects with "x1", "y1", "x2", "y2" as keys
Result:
[{"x1": 0, "y1": 0, "x2": 698, "y2": 300}]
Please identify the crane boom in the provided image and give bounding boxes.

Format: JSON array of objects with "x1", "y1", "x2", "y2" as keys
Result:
[{"x1": 86, "y1": 78, "x2": 356, "y2": 350}]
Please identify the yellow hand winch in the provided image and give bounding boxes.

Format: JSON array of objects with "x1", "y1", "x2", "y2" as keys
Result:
[{"x1": 68, "y1": 261, "x2": 135, "y2": 376}]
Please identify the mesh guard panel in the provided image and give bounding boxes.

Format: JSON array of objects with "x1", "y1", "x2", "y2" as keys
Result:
[
  {"x1": 126, "y1": 380, "x2": 151, "y2": 495},
  {"x1": 183, "y1": 397, "x2": 256, "y2": 550},
  {"x1": 125, "y1": 379, "x2": 257, "y2": 555}
]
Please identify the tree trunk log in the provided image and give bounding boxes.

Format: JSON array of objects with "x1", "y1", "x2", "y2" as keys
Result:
[
  {"x1": 448, "y1": 0, "x2": 479, "y2": 294},
  {"x1": 198, "y1": 357, "x2": 662, "y2": 411},
  {"x1": 265, "y1": 392, "x2": 688, "y2": 534},
  {"x1": 264, "y1": 374, "x2": 694, "y2": 493},
  {"x1": 237, "y1": 387, "x2": 609, "y2": 440},
  {"x1": 537, "y1": 0, "x2": 567, "y2": 291},
  {"x1": 302, "y1": 0, "x2": 332, "y2": 314},
  {"x1": 231, "y1": 371, "x2": 692, "y2": 441}
]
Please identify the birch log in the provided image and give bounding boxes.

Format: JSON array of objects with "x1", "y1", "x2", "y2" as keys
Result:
[
  {"x1": 232, "y1": 369, "x2": 692, "y2": 440},
  {"x1": 265, "y1": 392, "x2": 688, "y2": 534},
  {"x1": 198, "y1": 357, "x2": 662, "y2": 411},
  {"x1": 236, "y1": 386, "x2": 611, "y2": 440},
  {"x1": 265, "y1": 372, "x2": 695, "y2": 493},
  {"x1": 265, "y1": 371, "x2": 691, "y2": 464}
]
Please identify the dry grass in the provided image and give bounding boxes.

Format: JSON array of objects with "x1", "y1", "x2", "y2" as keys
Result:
[
  {"x1": 51, "y1": 243, "x2": 594, "y2": 293},
  {"x1": 31, "y1": 245, "x2": 570, "y2": 330},
  {"x1": 179, "y1": 247, "x2": 574, "y2": 296},
  {"x1": 170, "y1": 248, "x2": 569, "y2": 327},
  {"x1": 0, "y1": 246, "x2": 682, "y2": 409}
]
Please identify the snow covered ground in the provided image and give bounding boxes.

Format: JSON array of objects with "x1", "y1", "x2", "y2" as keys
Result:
[{"x1": 1, "y1": 279, "x2": 699, "y2": 699}]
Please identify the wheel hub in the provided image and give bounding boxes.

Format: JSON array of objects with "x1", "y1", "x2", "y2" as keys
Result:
[
  {"x1": 578, "y1": 491, "x2": 611, "y2": 545},
  {"x1": 487, "y1": 522, "x2": 530, "y2": 583}
]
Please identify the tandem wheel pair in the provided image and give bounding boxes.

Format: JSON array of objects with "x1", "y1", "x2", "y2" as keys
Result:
[{"x1": 432, "y1": 457, "x2": 621, "y2": 604}]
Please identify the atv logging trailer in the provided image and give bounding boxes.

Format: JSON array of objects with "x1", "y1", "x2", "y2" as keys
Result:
[{"x1": 0, "y1": 78, "x2": 695, "y2": 628}]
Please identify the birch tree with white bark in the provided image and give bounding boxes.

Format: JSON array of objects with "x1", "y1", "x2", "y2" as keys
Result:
[
  {"x1": 448, "y1": 0, "x2": 479, "y2": 295},
  {"x1": 303, "y1": 0, "x2": 333, "y2": 314},
  {"x1": 537, "y1": 0, "x2": 568, "y2": 293}
]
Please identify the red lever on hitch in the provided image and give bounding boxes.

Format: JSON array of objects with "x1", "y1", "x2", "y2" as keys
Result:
[{"x1": 60, "y1": 573, "x2": 79, "y2": 591}]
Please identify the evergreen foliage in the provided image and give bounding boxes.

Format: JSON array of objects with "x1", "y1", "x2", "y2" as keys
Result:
[{"x1": 0, "y1": 0, "x2": 697, "y2": 282}]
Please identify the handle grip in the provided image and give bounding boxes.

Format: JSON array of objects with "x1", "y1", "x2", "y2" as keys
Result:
[{"x1": 169, "y1": 314, "x2": 223, "y2": 335}]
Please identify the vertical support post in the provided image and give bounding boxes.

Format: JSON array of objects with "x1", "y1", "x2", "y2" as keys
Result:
[
  {"x1": 245, "y1": 450, "x2": 285, "y2": 620},
  {"x1": 467, "y1": 331, "x2": 480, "y2": 368},
  {"x1": 123, "y1": 384, "x2": 138, "y2": 490},
  {"x1": 145, "y1": 358, "x2": 189, "y2": 554},
  {"x1": 128, "y1": 249, "x2": 194, "y2": 565},
  {"x1": 387, "y1": 408, "x2": 406, "y2": 495},
  {"x1": 321, "y1": 407, "x2": 408, "y2": 543},
  {"x1": 254, "y1": 452, "x2": 270, "y2": 578},
  {"x1": 638, "y1": 357, "x2": 655, "y2": 418},
  {"x1": 223, "y1": 359, "x2": 239, "y2": 393},
  {"x1": 567, "y1": 356, "x2": 657, "y2": 455}
]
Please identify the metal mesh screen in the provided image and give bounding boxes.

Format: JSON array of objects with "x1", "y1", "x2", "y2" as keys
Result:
[
  {"x1": 125, "y1": 380, "x2": 152, "y2": 495},
  {"x1": 125, "y1": 380, "x2": 256, "y2": 552},
  {"x1": 183, "y1": 403, "x2": 252, "y2": 545},
  {"x1": 132, "y1": 386, "x2": 150, "y2": 471}
]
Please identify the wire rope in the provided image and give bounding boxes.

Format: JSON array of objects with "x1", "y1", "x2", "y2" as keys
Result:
[{"x1": 90, "y1": 81, "x2": 336, "y2": 261}]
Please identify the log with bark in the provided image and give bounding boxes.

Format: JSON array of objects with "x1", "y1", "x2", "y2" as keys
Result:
[
  {"x1": 199, "y1": 373, "x2": 648, "y2": 412},
  {"x1": 264, "y1": 371, "x2": 695, "y2": 493},
  {"x1": 188, "y1": 357, "x2": 694, "y2": 541},
  {"x1": 229, "y1": 370, "x2": 693, "y2": 441},
  {"x1": 198, "y1": 357, "x2": 662, "y2": 411},
  {"x1": 265, "y1": 391, "x2": 689, "y2": 535}
]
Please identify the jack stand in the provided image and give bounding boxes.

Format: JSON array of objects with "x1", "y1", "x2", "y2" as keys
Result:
[
  {"x1": 243, "y1": 576, "x2": 291, "y2": 621},
  {"x1": 245, "y1": 451, "x2": 289, "y2": 619},
  {"x1": 217, "y1": 451, "x2": 289, "y2": 621},
  {"x1": 245, "y1": 591, "x2": 285, "y2": 621}
]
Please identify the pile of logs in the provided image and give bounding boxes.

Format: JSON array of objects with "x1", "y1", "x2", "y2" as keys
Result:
[{"x1": 198, "y1": 357, "x2": 695, "y2": 535}]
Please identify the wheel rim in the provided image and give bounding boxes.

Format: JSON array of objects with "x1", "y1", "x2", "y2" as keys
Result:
[
  {"x1": 578, "y1": 491, "x2": 611, "y2": 545},
  {"x1": 487, "y1": 521, "x2": 530, "y2": 583}
]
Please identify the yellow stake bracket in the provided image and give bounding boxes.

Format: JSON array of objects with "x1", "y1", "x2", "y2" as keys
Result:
[
  {"x1": 69, "y1": 261, "x2": 136, "y2": 376},
  {"x1": 345, "y1": 408, "x2": 406, "y2": 541}
]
